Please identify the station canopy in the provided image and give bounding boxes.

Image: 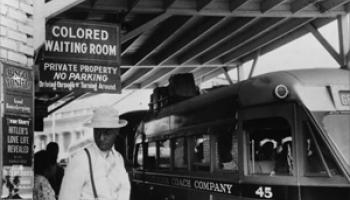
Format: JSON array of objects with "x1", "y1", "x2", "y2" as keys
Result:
[{"x1": 35, "y1": 0, "x2": 350, "y2": 123}]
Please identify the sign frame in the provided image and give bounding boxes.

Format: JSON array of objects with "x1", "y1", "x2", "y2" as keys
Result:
[{"x1": 42, "y1": 19, "x2": 122, "y2": 93}]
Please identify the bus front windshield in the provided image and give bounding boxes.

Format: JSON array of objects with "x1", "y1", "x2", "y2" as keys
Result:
[{"x1": 316, "y1": 112, "x2": 350, "y2": 172}]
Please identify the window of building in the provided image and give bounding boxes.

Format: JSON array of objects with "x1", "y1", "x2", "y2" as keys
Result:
[
  {"x1": 244, "y1": 117, "x2": 294, "y2": 176},
  {"x1": 158, "y1": 139, "x2": 170, "y2": 169},
  {"x1": 174, "y1": 137, "x2": 188, "y2": 169},
  {"x1": 215, "y1": 126, "x2": 238, "y2": 171},
  {"x1": 192, "y1": 134, "x2": 210, "y2": 171}
]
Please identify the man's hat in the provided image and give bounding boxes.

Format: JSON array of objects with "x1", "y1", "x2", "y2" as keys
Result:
[{"x1": 84, "y1": 106, "x2": 128, "y2": 128}]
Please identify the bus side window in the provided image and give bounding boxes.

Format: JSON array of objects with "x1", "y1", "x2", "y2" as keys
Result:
[
  {"x1": 145, "y1": 142, "x2": 156, "y2": 170},
  {"x1": 158, "y1": 139, "x2": 171, "y2": 169},
  {"x1": 174, "y1": 137, "x2": 188, "y2": 169},
  {"x1": 244, "y1": 117, "x2": 294, "y2": 176},
  {"x1": 135, "y1": 144, "x2": 143, "y2": 169},
  {"x1": 303, "y1": 122, "x2": 341, "y2": 176},
  {"x1": 192, "y1": 134, "x2": 210, "y2": 171},
  {"x1": 216, "y1": 126, "x2": 238, "y2": 171}
]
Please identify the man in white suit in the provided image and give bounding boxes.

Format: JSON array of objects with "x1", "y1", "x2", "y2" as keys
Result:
[{"x1": 59, "y1": 106, "x2": 130, "y2": 200}]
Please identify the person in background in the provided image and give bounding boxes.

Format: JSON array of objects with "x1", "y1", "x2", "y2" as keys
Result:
[
  {"x1": 34, "y1": 150, "x2": 56, "y2": 200},
  {"x1": 59, "y1": 106, "x2": 130, "y2": 200},
  {"x1": 46, "y1": 142, "x2": 65, "y2": 197}
]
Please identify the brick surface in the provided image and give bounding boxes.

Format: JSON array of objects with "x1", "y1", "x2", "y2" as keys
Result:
[
  {"x1": 0, "y1": 48, "x2": 8, "y2": 59},
  {"x1": 0, "y1": 26, "x2": 7, "y2": 36},
  {"x1": 7, "y1": 29, "x2": 27, "y2": 42},
  {"x1": 27, "y1": 57, "x2": 33, "y2": 66},
  {"x1": 27, "y1": 37, "x2": 34, "y2": 46},
  {"x1": 0, "y1": 16, "x2": 17, "y2": 30},
  {"x1": 19, "y1": 43, "x2": 34, "y2": 56},
  {"x1": 18, "y1": 23, "x2": 34, "y2": 35},
  {"x1": 0, "y1": 38, "x2": 17, "y2": 51},
  {"x1": 8, "y1": 50, "x2": 27, "y2": 64},
  {"x1": 2, "y1": 0, "x2": 19, "y2": 9},
  {"x1": 0, "y1": 4, "x2": 9, "y2": 15},
  {"x1": 22, "y1": 0, "x2": 33, "y2": 6},
  {"x1": 8, "y1": 8, "x2": 27, "y2": 22},
  {"x1": 20, "y1": 2, "x2": 33, "y2": 15}
]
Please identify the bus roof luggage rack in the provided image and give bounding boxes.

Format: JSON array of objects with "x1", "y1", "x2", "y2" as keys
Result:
[
  {"x1": 168, "y1": 73, "x2": 199, "y2": 104},
  {"x1": 149, "y1": 86, "x2": 169, "y2": 112},
  {"x1": 149, "y1": 73, "x2": 199, "y2": 112}
]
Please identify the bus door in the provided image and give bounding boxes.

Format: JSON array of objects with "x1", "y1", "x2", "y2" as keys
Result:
[
  {"x1": 239, "y1": 103, "x2": 299, "y2": 200},
  {"x1": 131, "y1": 141, "x2": 149, "y2": 200}
]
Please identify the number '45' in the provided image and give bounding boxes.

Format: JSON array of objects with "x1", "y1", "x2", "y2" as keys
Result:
[{"x1": 255, "y1": 186, "x2": 273, "y2": 198}]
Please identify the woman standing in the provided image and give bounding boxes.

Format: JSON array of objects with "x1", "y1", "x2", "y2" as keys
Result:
[{"x1": 34, "y1": 150, "x2": 56, "y2": 200}]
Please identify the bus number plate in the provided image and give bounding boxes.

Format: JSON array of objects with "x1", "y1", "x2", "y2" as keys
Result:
[{"x1": 339, "y1": 91, "x2": 350, "y2": 106}]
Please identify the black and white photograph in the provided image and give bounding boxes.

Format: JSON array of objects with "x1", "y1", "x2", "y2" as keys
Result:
[{"x1": 0, "y1": 0, "x2": 349, "y2": 200}]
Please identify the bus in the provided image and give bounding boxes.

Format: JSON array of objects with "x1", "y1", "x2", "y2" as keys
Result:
[{"x1": 128, "y1": 69, "x2": 350, "y2": 200}]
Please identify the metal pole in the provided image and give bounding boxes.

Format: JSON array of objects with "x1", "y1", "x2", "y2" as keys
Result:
[
  {"x1": 237, "y1": 64, "x2": 244, "y2": 82},
  {"x1": 248, "y1": 50, "x2": 260, "y2": 79},
  {"x1": 222, "y1": 67, "x2": 234, "y2": 85},
  {"x1": 337, "y1": 14, "x2": 350, "y2": 69}
]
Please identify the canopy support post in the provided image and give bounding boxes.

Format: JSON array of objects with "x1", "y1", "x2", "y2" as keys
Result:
[
  {"x1": 237, "y1": 64, "x2": 244, "y2": 82},
  {"x1": 222, "y1": 66, "x2": 234, "y2": 85},
  {"x1": 307, "y1": 24, "x2": 342, "y2": 67},
  {"x1": 337, "y1": 14, "x2": 350, "y2": 69},
  {"x1": 248, "y1": 50, "x2": 260, "y2": 79}
]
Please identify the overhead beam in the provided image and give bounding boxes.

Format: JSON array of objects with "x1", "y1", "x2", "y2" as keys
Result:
[
  {"x1": 74, "y1": 4, "x2": 346, "y2": 18},
  {"x1": 124, "y1": 0, "x2": 143, "y2": 19},
  {"x1": 121, "y1": 35, "x2": 142, "y2": 56},
  {"x1": 122, "y1": 13, "x2": 172, "y2": 44},
  {"x1": 156, "y1": 16, "x2": 227, "y2": 65},
  {"x1": 138, "y1": 68, "x2": 175, "y2": 88},
  {"x1": 241, "y1": 18, "x2": 334, "y2": 63},
  {"x1": 134, "y1": 16, "x2": 193, "y2": 65},
  {"x1": 195, "y1": 67, "x2": 236, "y2": 85},
  {"x1": 223, "y1": 18, "x2": 314, "y2": 63},
  {"x1": 307, "y1": 24, "x2": 343, "y2": 66},
  {"x1": 261, "y1": 0, "x2": 287, "y2": 13},
  {"x1": 199, "y1": 18, "x2": 286, "y2": 64},
  {"x1": 164, "y1": 0, "x2": 178, "y2": 9},
  {"x1": 122, "y1": 68, "x2": 154, "y2": 89},
  {"x1": 230, "y1": 0, "x2": 250, "y2": 11},
  {"x1": 194, "y1": 67, "x2": 220, "y2": 84},
  {"x1": 142, "y1": 67, "x2": 196, "y2": 88},
  {"x1": 318, "y1": 0, "x2": 350, "y2": 12},
  {"x1": 178, "y1": 17, "x2": 257, "y2": 64},
  {"x1": 197, "y1": 0, "x2": 214, "y2": 11},
  {"x1": 44, "y1": 0, "x2": 85, "y2": 19},
  {"x1": 291, "y1": 0, "x2": 321, "y2": 13}
]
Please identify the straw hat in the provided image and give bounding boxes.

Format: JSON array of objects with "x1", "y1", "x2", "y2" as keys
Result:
[{"x1": 84, "y1": 106, "x2": 128, "y2": 128}]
